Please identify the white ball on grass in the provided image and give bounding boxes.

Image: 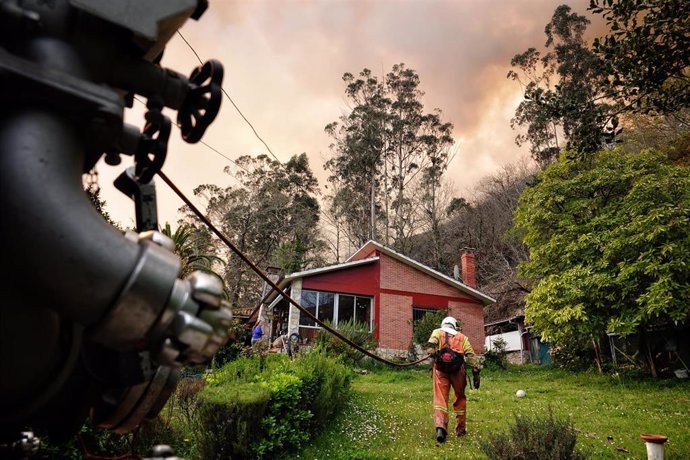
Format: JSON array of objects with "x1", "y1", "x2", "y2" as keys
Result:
[{"x1": 516, "y1": 389, "x2": 526, "y2": 398}]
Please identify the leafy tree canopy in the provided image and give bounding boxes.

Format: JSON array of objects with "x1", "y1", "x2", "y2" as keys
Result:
[
  {"x1": 508, "y1": 5, "x2": 613, "y2": 165},
  {"x1": 325, "y1": 64, "x2": 454, "y2": 251},
  {"x1": 515, "y1": 149, "x2": 690, "y2": 342},
  {"x1": 183, "y1": 153, "x2": 325, "y2": 306},
  {"x1": 510, "y1": 2, "x2": 690, "y2": 164},
  {"x1": 590, "y1": 0, "x2": 690, "y2": 114}
]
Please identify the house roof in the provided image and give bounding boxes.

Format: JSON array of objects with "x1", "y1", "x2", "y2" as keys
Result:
[
  {"x1": 285, "y1": 256, "x2": 380, "y2": 281},
  {"x1": 258, "y1": 257, "x2": 380, "y2": 307},
  {"x1": 347, "y1": 240, "x2": 495, "y2": 305},
  {"x1": 258, "y1": 241, "x2": 496, "y2": 309}
]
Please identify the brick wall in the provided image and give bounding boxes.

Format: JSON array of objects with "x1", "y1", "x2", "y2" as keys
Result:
[
  {"x1": 449, "y1": 300, "x2": 485, "y2": 353},
  {"x1": 380, "y1": 255, "x2": 474, "y2": 299},
  {"x1": 379, "y1": 293, "x2": 413, "y2": 350}
]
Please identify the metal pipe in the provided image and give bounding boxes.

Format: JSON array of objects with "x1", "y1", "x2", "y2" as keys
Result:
[{"x1": 0, "y1": 107, "x2": 141, "y2": 326}]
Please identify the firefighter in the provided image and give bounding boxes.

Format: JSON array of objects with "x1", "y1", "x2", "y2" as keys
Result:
[{"x1": 426, "y1": 316, "x2": 480, "y2": 442}]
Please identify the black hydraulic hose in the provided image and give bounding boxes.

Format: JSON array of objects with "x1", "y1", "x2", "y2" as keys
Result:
[{"x1": 158, "y1": 171, "x2": 431, "y2": 368}]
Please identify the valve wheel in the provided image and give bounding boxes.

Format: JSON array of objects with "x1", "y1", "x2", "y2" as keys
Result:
[
  {"x1": 178, "y1": 59, "x2": 223, "y2": 144},
  {"x1": 135, "y1": 110, "x2": 171, "y2": 183}
]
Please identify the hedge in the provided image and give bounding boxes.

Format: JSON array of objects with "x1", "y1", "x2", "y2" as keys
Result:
[{"x1": 197, "y1": 352, "x2": 351, "y2": 459}]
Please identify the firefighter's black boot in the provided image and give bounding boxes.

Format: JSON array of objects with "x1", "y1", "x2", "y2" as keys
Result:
[{"x1": 436, "y1": 427, "x2": 447, "y2": 443}]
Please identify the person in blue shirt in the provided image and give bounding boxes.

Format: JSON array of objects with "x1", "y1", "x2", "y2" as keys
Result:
[{"x1": 251, "y1": 320, "x2": 264, "y2": 345}]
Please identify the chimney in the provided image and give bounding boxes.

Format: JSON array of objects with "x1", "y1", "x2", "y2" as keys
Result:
[
  {"x1": 461, "y1": 252, "x2": 476, "y2": 288},
  {"x1": 260, "y1": 266, "x2": 282, "y2": 300}
]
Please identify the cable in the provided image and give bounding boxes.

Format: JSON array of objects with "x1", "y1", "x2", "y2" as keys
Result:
[
  {"x1": 176, "y1": 31, "x2": 284, "y2": 168},
  {"x1": 133, "y1": 92, "x2": 337, "y2": 239},
  {"x1": 132, "y1": 95, "x2": 251, "y2": 176},
  {"x1": 158, "y1": 169, "x2": 431, "y2": 368}
]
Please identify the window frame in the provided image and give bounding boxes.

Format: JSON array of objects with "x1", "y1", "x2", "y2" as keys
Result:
[
  {"x1": 299, "y1": 289, "x2": 374, "y2": 332},
  {"x1": 412, "y1": 306, "x2": 444, "y2": 331}
]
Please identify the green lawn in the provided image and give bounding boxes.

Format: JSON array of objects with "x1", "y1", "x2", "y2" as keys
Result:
[{"x1": 297, "y1": 365, "x2": 690, "y2": 459}]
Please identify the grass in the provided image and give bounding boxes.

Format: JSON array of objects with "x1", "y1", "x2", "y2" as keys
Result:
[{"x1": 296, "y1": 365, "x2": 690, "y2": 459}]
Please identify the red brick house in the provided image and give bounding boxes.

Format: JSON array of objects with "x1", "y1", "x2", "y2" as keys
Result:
[{"x1": 258, "y1": 241, "x2": 494, "y2": 354}]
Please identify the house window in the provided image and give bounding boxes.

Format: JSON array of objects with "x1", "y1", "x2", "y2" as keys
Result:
[
  {"x1": 299, "y1": 290, "x2": 373, "y2": 332},
  {"x1": 412, "y1": 306, "x2": 443, "y2": 330}
]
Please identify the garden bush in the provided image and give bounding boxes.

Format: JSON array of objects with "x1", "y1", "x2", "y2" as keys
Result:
[
  {"x1": 255, "y1": 373, "x2": 311, "y2": 457},
  {"x1": 411, "y1": 310, "x2": 456, "y2": 346},
  {"x1": 480, "y1": 408, "x2": 584, "y2": 460},
  {"x1": 196, "y1": 351, "x2": 352, "y2": 459},
  {"x1": 213, "y1": 318, "x2": 251, "y2": 366},
  {"x1": 313, "y1": 319, "x2": 377, "y2": 365},
  {"x1": 197, "y1": 382, "x2": 271, "y2": 459},
  {"x1": 550, "y1": 335, "x2": 598, "y2": 371},
  {"x1": 290, "y1": 351, "x2": 352, "y2": 429},
  {"x1": 484, "y1": 336, "x2": 509, "y2": 370}
]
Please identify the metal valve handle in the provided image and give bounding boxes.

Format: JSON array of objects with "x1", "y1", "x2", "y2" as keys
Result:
[
  {"x1": 135, "y1": 109, "x2": 171, "y2": 183},
  {"x1": 177, "y1": 59, "x2": 223, "y2": 144}
]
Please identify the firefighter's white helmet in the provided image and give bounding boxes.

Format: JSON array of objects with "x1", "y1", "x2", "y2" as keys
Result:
[{"x1": 441, "y1": 316, "x2": 458, "y2": 335}]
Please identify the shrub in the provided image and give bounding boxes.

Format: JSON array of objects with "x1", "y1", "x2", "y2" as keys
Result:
[
  {"x1": 291, "y1": 351, "x2": 352, "y2": 429},
  {"x1": 480, "y1": 408, "x2": 584, "y2": 460},
  {"x1": 197, "y1": 383, "x2": 271, "y2": 459},
  {"x1": 255, "y1": 373, "x2": 311, "y2": 457},
  {"x1": 484, "y1": 336, "x2": 509, "y2": 370},
  {"x1": 550, "y1": 335, "x2": 597, "y2": 371},
  {"x1": 196, "y1": 351, "x2": 351, "y2": 459},
  {"x1": 313, "y1": 319, "x2": 377, "y2": 365},
  {"x1": 412, "y1": 310, "x2": 456, "y2": 346},
  {"x1": 173, "y1": 377, "x2": 205, "y2": 426},
  {"x1": 37, "y1": 421, "x2": 132, "y2": 459},
  {"x1": 213, "y1": 318, "x2": 250, "y2": 366}
]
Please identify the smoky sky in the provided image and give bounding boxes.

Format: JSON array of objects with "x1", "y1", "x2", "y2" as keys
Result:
[{"x1": 98, "y1": 0, "x2": 603, "y2": 228}]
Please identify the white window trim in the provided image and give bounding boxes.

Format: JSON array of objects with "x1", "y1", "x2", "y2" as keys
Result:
[{"x1": 299, "y1": 289, "x2": 374, "y2": 332}]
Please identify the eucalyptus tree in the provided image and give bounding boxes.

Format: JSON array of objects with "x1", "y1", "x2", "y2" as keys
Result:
[
  {"x1": 182, "y1": 153, "x2": 324, "y2": 306},
  {"x1": 508, "y1": 5, "x2": 615, "y2": 165},
  {"x1": 325, "y1": 64, "x2": 454, "y2": 252}
]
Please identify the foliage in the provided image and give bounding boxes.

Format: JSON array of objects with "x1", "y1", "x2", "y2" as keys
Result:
[
  {"x1": 84, "y1": 181, "x2": 117, "y2": 227},
  {"x1": 510, "y1": 1, "x2": 690, "y2": 163},
  {"x1": 589, "y1": 0, "x2": 690, "y2": 114},
  {"x1": 255, "y1": 373, "x2": 312, "y2": 457},
  {"x1": 480, "y1": 408, "x2": 584, "y2": 460},
  {"x1": 313, "y1": 319, "x2": 377, "y2": 366},
  {"x1": 325, "y1": 64, "x2": 454, "y2": 252},
  {"x1": 197, "y1": 382, "x2": 271, "y2": 459},
  {"x1": 289, "y1": 351, "x2": 352, "y2": 429},
  {"x1": 514, "y1": 149, "x2": 690, "y2": 345},
  {"x1": 161, "y1": 222, "x2": 224, "y2": 279},
  {"x1": 183, "y1": 153, "x2": 326, "y2": 307},
  {"x1": 508, "y1": 5, "x2": 613, "y2": 165},
  {"x1": 197, "y1": 352, "x2": 351, "y2": 459},
  {"x1": 212, "y1": 318, "x2": 251, "y2": 366},
  {"x1": 548, "y1": 335, "x2": 597, "y2": 372},
  {"x1": 37, "y1": 421, "x2": 132, "y2": 459},
  {"x1": 484, "y1": 336, "x2": 509, "y2": 370},
  {"x1": 411, "y1": 309, "x2": 447, "y2": 346},
  {"x1": 617, "y1": 110, "x2": 690, "y2": 163}
]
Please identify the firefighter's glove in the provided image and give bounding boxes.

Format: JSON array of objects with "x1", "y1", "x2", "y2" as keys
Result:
[
  {"x1": 472, "y1": 368, "x2": 481, "y2": 390},
  {"x1": 425, "y1": 346, "x2": 436, "y2": 359}
]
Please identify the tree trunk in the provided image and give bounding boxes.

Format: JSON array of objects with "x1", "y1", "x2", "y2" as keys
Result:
[
  {"x1": 370, "y1": 170, "x2": 376, "y2": 241},
  {"x1": 591, "y1": 337, "x2": 603, "y2": 374}
]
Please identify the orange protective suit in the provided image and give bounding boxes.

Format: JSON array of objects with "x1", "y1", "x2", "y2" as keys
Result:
[{"x1": 428, "y1": 329, "x2": 476, "y2": 436}]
